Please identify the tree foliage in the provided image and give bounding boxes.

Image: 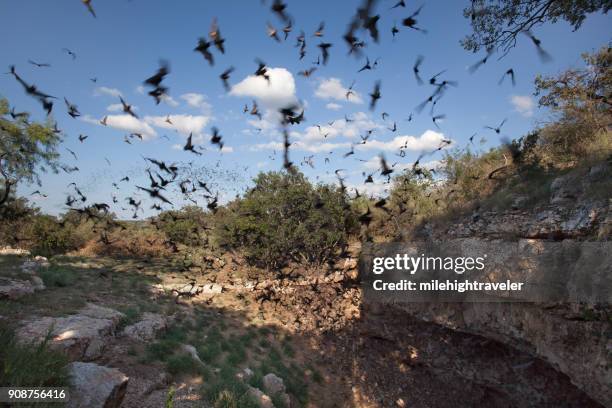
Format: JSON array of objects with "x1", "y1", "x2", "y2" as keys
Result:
[
  {"x1": 156, "y1": 206, "x2": 210, "y2": 246},
  {"x1": 217, "y1": 171, "x2": 356, "y2": 269},
  {"x1": 0, "y1": 98, "x2": 61, "y2": 207},
  {"x1": 462, "y1": 0, "x2": 611, "y2": 54},
  {"x1": 535, "y1": 46, "x2": 612, "y2": 161}
]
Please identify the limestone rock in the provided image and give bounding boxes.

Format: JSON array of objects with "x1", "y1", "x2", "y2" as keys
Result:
[
  {"x1": 16, "y1": 304, "x2": 124, "y2": 360},
  {"x1": 0, "y1": 278, "x2": 35, "y2": 299},
  {"x1": 0, "y1": 246, "x2": 30, "y2": 256},
  {"x1": 247, "y1": 386, "x2": 274, "y2": 408},
  {"x1": 180, "y1": 344, "x2": 203, "y2": 364},
  {"x1": 263, "y1": 373, "x2": 286, "y2": 396},
  {"x1": 121, "y1": 312, "x2": 168, "y2": 342},
  {"x1": 67, "y1": 362, "x2": 128, "y2": 408}
]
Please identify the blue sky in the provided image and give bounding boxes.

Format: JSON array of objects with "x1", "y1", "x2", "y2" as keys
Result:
[{"x1": 1, "y1": 1, "x2": 610, "y2": 218}]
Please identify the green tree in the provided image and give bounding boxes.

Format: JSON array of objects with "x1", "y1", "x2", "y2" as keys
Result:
[
  {"x1": 462, "y1": 0, "x2": 610, "y2": 54},
  {"x1": 217, "y1": 171, "x2": 356, "y2": 269},
  {"x1": 0, "y1": 98, "x2": 61, "y2": 207},
  {"x1": 534, "y1": 46, "x2": 612, "y2": 161}
]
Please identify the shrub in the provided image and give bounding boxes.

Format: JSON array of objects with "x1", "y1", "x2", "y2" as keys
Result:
[
  {"x1": 0, "y1": 197, "x2": 36, "y2": 247},
  {"x1": 29, "y1": 215, "x2": 74, "y2": 256},
  {"x1": 217, "y1": 171, "x2": 356, "y2": 269},
  {"x1": 156, "y1": 206, "x2": 210, "y2": 247}
]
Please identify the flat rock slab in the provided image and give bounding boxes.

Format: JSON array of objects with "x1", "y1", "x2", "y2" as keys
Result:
[
  {"x1": 121, "y1": 312, "x2": 169, "y2": 342},
  {"x1": 16, "y1": 303, "x2": 124, "y2": 360},
  {"x1": 0, "y1": 278, "x2": 35, "y2": 300},
  {"x1": 0, "y1": 247, "x2": 30, "y2": 256},
  {"x1": 67, "y1": 362, "x2": 128, "y2": 408}
]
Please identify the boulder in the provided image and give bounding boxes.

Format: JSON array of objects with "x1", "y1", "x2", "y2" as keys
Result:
[
  {"x1": 16, "y1": 304, "x2": 124, "y2": 360},
  {"x1": 67, "y1": 362, "x2": 128, "y2": 408},
  {"x1": 262, "y1": 373, "x2": 286, "y2": 396},
  {"x1": 0, "y1": 278, "x2": 35, "y2": 299},
  {"x1": 121, "y1": 312, "x2": 168, "y2": 342},
  {"x1": 21, "y1": 256, "x2": 49, "y2": 273},
  {"x1": 180, "y1": 344, "x2": 203, "y2": 364},
  {"x1": 247, "y1": 386, "x2": 274, "y2": 408}
]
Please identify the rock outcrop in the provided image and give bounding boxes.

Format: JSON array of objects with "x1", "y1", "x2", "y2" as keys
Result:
[
  {"x1": 398, "y1": 166, "x2": 612, "y2": 406},
  {"x1": 121, "y1": 312, "x2": 169, "y2": 342},
  {"x1": 67, "y1": 362, "x2": 128, "y2": 408},
  {"x1": 0, "y1": 278, "x2": 36, "y2": 299},
  {"x1": 16, "y1": 303, "x2": 124, "y2": 360}
]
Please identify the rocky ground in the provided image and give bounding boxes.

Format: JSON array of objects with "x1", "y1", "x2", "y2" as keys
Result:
[{"x1": 0, "y1": 242, "x2": 606, "y2": 407}]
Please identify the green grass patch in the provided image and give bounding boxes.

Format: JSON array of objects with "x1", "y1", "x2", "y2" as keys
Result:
[
  {"x1": 0, "y1": 325, "x2": 69, "y2": 387},
  {"x1": 38, "y1": 265, "x2": 77, "y2": 287},
  {"x1": 116, "y1": 306, "x2": 141, "y2": 331},
  {"x1": 166, "y1": 354, "x2": 203, "y2": 376},
  {"x1": 201, "y1": 366, "x2": 258, "y2": 408},
  {"x1": 255, "y1": 347, "x2": 308, "y2": 406}
]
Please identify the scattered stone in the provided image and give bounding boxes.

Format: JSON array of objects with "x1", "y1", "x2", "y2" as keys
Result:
[
  {"x1": 247, "y1": 386, "x2": 274, "y2": 408},
  {"x1": 243, "y1": 367, "x2": 254, "y2": 379},
  {"x1": 121, "y1": 312, "x2": 169, "y2": 342},
  {"x1": 263, "y1": 373, "x2": 286, "y2": 396},
  {"x1": 180, "y1": 344, "x2": 203, "y2": 364},
  {"x1": 30, "y1": 275, "x2": 45, "y2": 291},
  {"x1": 21, "y1": 256, "x2": 50, "y2": 273},
  {"x1": 67, "y1": 362, "x2": 128, "y2": 408}
]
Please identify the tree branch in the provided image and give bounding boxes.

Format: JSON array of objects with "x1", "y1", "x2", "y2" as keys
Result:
[{"x1": 0, "y1": 155, "x2": 13, "y2": 207}]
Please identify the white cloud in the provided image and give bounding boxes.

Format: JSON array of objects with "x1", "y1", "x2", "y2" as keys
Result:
[
  {"x1": 144, "y1": 114, "x2": 211, "y2": 137},
  {"x1": 160, "y1": 95, "x2": 179, "y2": 107},
  {"x1": 326, "y1": 102, "x2": 342, "y2": 110},
  {"x1": 230, "y1": 67, "x2": 298, "y2": 109},
  {"x1": 94, "y1": 86, "x2": 123, "y2": 98},
  {"x1": 510, "y1": 95, "x2": 535, "y2": 117},
  {"x1": 180, "y1": 93, "x2": 212, "y2": 113},
  {"x1": 347, "y1": 181, "x2": 389, "y2": 197},
  {"x1": 356, "y1": 130, "x2": 449, "y2": 152},
  {"x1": 362, "y1": 156, "x2": 441, "y2": 171},
  {"x1": 81, "y1": 114, "x2": 156, "y2": 139},
  {"x1": 292, "y1": 111, "x2": 382, "y2": 143},
  {"x1": 315, "y1": 78, "x2": 362, "y2": 104},
  {"x1": 249, "y1": 140, "x2": 351, "y2": 153},
  {"x1": 220, "y1": 146, "x2": 234, "y2": 153},
  {"x1": 106, "y1": 103, "x2": 123, "y2": 112}
]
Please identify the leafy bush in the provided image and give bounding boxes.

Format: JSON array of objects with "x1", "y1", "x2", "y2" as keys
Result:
[
  {"x1": 217, "y1": 171, "x2": 356, "y2": 269},
  {"x1": 29, "y1": 215, "x2": 74, "y2": 256},
  {"x1": 0, "y1": 197, "x2": 37, "y2": 246},
  {"x1": 156, "y1": 206, "x2": 210, "y2": 246}
]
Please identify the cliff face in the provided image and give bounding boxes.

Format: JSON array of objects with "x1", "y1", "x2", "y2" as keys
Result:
[{"x1": 397, "y1": 160, "x2": 612, "y2": 406}]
